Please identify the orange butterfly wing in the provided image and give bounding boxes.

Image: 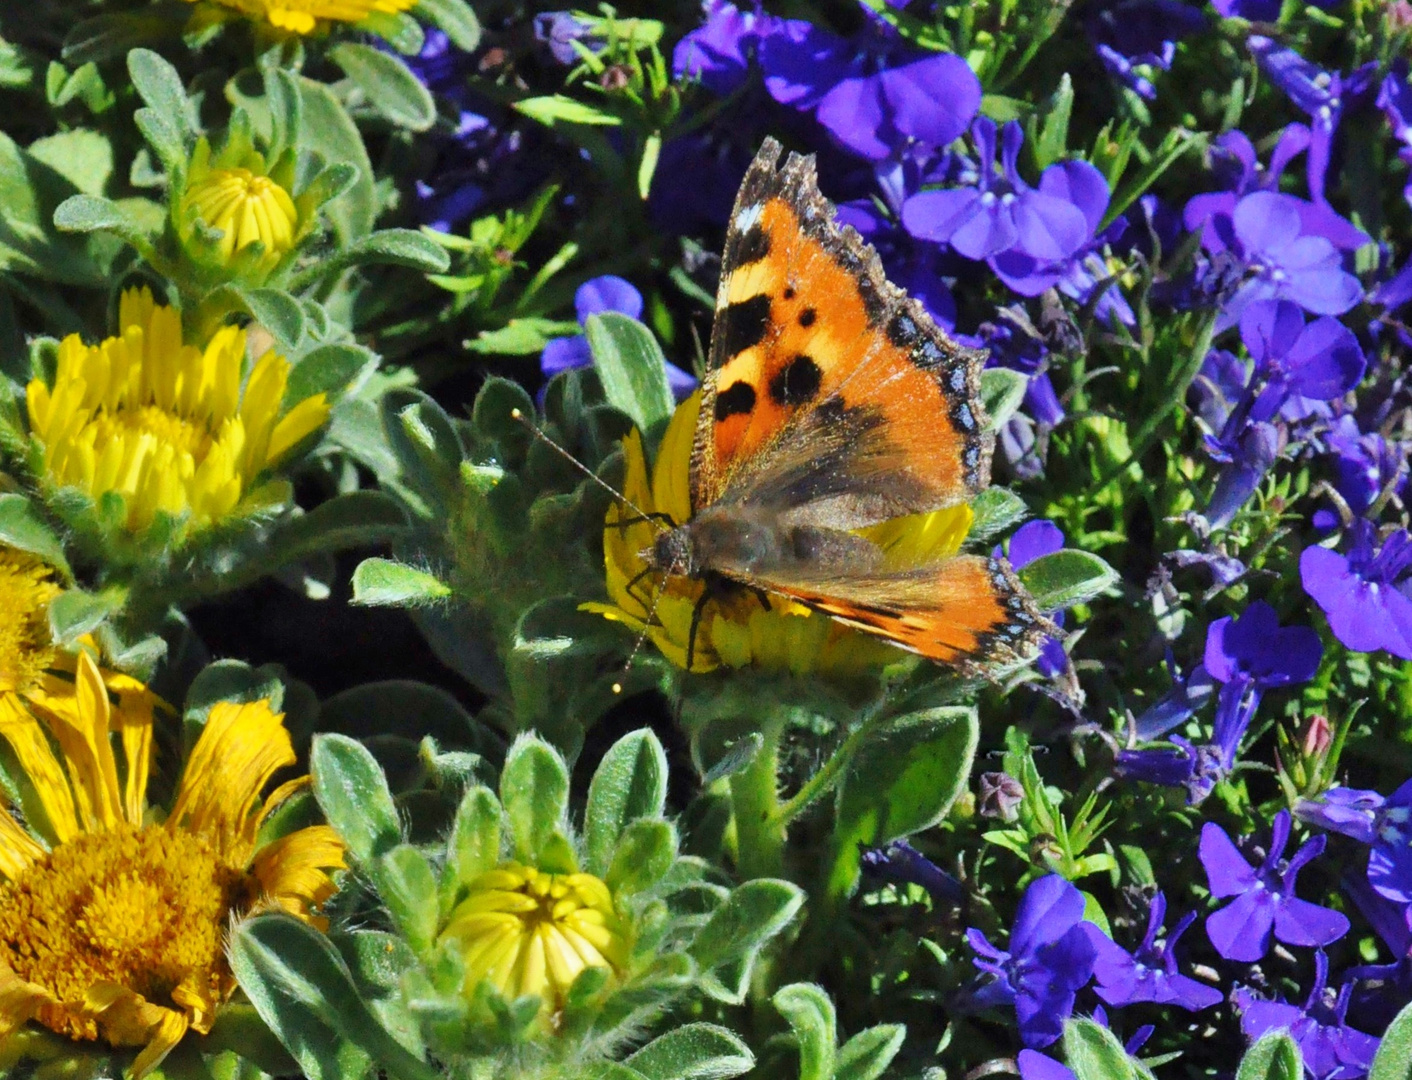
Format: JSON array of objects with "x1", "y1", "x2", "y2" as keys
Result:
[{"x1": 691, "y1": 138, "x2": 992, "y2": 524}]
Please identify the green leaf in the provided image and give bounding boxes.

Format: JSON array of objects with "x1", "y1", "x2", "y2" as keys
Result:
[
  {"x1": 585, "y1": 312, "x2": 674, "y2": 445},
  {"x1": 286, "y1": 343, "x2": 375, "y2": 405},
  {"x1": 329, "y1": 43, "x2": 435, "y2": 131},
  {"x1": 229, "y1": 915, "x2": 439, "y2": 1080},
  {"x1": 28, "y1": 129, "x2": 112, "y2": 196},
  {"x1": 606, "y1": 818, "x2": 676, "y2": 896},
  {"x1": 772, "y1": 984, "x2": 836, "y2": 1080},
  {"x1": 1371, "y1": 1000, "x2": 1412, "y2": 1080},
  {"x1": 338, "y1": 228, "x2": 451, "y2": 272},
  {"x1": 1033, "y1": 73, "x2": 1074, "y2": 170},
  {"x1": 499, "y1": 734, "x2": 572, "y2": 870},
  {"x1": 416, "y1": 0, "x2": 481, "y2": 50},
  {"x1": 584, "y1": 728, "x2": 668, "y2": 876},
  {"x1": 351, "y1": 558, "x2": 451, "y2": 607},
  {"x1": 690, "y1": 879, "x2": 804, "y2": 1001},
  {"x1": 298, "y1": 77, "x2": 374, "y2": 244},
  {"x1": 1018, "y1": 549, "x2": 1119, "y2": 611},
  {"x1": 0, "y1": 494, "x2": 70, "y2": 576},
  {"x1": 980, "y1": 366, "x2": 1027, "y2": 431},
  {"x1": 264, "y1": 491, "x2": 408, "y2": 568},
  {"x1": 967, "y1": 487, "x2": 1027, "y2": 544},
  {"x1": 52, "y1": 193, "x2": 151, "y2": 248},
  {"x1": 311, "y1": 733, "x2": 401, "y2": 863},
  {"x1": 209, "y1": 286, "x2": 305, "y2": 354},
  {"x1": 127, "y1": 48, "x2": 194, "y2": 141},
  {"x1": 386, "y1": 390, "x2": 465, "y2": 508},
  {"x1": 371, "y1": 844, "x2": 439, "y2": 953},
  {"x1": 464, "y1": 317, "x2": 581, "y2": 355},
  {"x1": 442, "y1": 785, "x2": 502, "y2": 912},
  {"x1": 626, "y1": 1024, "x2": 754, "y2": 1080},
  {"x1": 64, "y1": 12, "x2": 184, "y2": 67},
  {"x1": 47, "y1": 588, "x2": 116, "y2": 644},
  {"x1": 835, "y1": 1025, "x2": 906, "y2": 1080},
  {"x1": 1064, "y1": 1019, "x2": 1138, "y2": 1080},
  {"x1": 516, "y1": 94, "x2": 623, "y2": 127}
]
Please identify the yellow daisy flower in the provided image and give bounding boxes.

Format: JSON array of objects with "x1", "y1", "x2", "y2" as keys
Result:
[
  {"x1": 583, "y1": 392, "x2": 975, "y2": 675},
  {"x1": 439, "y1": 862, "x2": 629, "y2": 1009},
  {"x1": 188, "y1": 0, "x2": 417, "y2": 34},
  {"x1": 0, "y1": 654, "x2": 346, "y2": 1078},
  {"x1": 25, "y1": 287, "x2": 330, "y2": 538}
]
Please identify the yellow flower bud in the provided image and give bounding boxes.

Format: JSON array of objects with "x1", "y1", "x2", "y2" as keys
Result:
[{"x1": 183, "y1": 167, "x2": 299, "y2": 273}]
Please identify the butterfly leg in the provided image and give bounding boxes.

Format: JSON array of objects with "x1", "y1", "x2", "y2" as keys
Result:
[
  {"x1": 623, "y1": 565, "x2": 663, "y2": 617},
  {"x1": 685, "y1": 590, "x2": 712, "y2": 672},
  {"x1": 607, "y1": 511, "x2": 679, "y2": 533}
]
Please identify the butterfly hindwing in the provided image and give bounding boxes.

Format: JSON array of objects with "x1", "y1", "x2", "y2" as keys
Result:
[{"x1": 692, "y1": 137, "x2": 992, "y2": 527}]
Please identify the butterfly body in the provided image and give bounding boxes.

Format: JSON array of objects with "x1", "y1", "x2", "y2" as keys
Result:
[{"x1": 644, "y1": 137, "x2": 1050, "y2": 669}]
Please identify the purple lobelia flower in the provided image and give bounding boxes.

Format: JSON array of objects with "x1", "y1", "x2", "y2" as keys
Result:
[
  {"x1": 1002, "y1": 521, "x2": 1068, "y2": 678},
  {"x1": 534, "y1": 12, "x2": 604, "y2": 65},
  {"x1": 1297, "y1": 780, "x2": 1412, "y2": 904},
  {"x1": 1204, "y1": 599, "x2": 1324, "y2": 691},
  {"x1": 673, "y1": 0, "x2": 774, "y2": 96},
  {"x1": 757, "y1": 14, "x2": 981, "y2": 161},
  {"x1": 1131, "y1": 653, "x2": 1216, "y2": 741},
  {"x1": 902, "y1": 119, "x2": 1107, "y2": 265},
  {"x1": 541, "y1": 276, "x2": 697, "y2": 396},
  {"x1": 1017, "y1": 1050, "x2": 1078, "y2": 1080},
  {"x1": 860, "y1": 839, "x2": 965, "y2": 906},
  {"x1": 1085, "y1": 0, "x2": 1209, "y2": 100},
  {"x1": 1236, "y1": 952, "x2": 1380, "y2": 1080},
  {"x1": 1200, "y1": 810, "x2": 1350, "y2": 962},
  {"x1": 966, "y1": 874, "x2": 1098, "y2": 1048},
  {"x1": 1380, "y1": 60, "x2": 1412, "y2": 207},
  {"x1": 1341, "y1": 874, "x2": 1412, "y2": 1033},
  {"x1": 1237, "y1": 300, "x2": 1365, "y2": 422},
  {"x1": 1324, "y1": 415, "x2": 1407, "y2": 517},
  {"x1": 1301, "y1": 520, "x2": 1412, "y2": 660},
  {"x1": 1085, "y1": 892, "x2": 1223, "y2": 1010},
  {"x1": 1211, "y1": 0, "x2": 1280, "y2": 17}
]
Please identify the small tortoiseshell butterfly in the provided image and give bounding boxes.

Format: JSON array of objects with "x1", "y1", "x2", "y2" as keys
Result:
[{"x1": 644, "y1": 137, "x2": 1050, "y2": 670}]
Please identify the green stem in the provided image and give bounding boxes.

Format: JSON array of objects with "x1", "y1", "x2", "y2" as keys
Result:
[
  {"x1": 773, "y1": 710, "x2": 881, "y2": 828},
  {"x1": 730, "y1": 714, "x2": 786, "y2": 881},
  {"x1": 1082, "y1": 311, "x2": 1218, "y2": 501}
]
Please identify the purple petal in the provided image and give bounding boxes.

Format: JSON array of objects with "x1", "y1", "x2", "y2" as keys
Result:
[
  {"x1": 540, "y1": 334, "x2": 594, "y2": 377},
  {"x1": 1206, "y1": 888, "x2": 1277, "y2": 961},
  {"x1": 1232, "y1": 191, "x2": 1303, "y2": 252},
  {"x1": 902, "y1": 188, "x2": 1003, "y2": 252},
  {"x1": 1011, "y1": 874, "x2": 1086, "y2": 956},
  {"x1": 1368, "y1": 844, "x2": 1412, "y2": 904},
  {"x1": 1283, "y1": 317, "x2": 1365, "y2": 401},
  {"x1": 1038, "y1": 159, "x2": 1110, "y2": 235},
  {"x1": 1272, "y1": 896, "x2": 1350, "y2": 948},
  {"x1": 1239, "y1": 999, "x2": 1305, "y2": 1042},
  {"x1": 1008, "y1": 520, "x2": 1065, "y2": 569},
  {"x1": 877, "y1": 52, "x2": 982, "y2": 151},
  {"x1": 1199, "y1": 822, "x2": 1258, "y2": 897},
  {"x1": 759, "y1": 18, "x2": 853, "y2": 108},
  {"x1": 1238, "y1": 299, "x2": 1305, "y2": 368},
  {"x1": 817, "y1": 75, "x2": 890, "y2": 161},
  {"x1": 1017, "y1": 1050, "x2": 1077, "y2": 1080},
  {"x1": 575, "y1": 275, "x2": 643, "y2": 323},
  {"x1": 1302, "y1": 545, "x2": 1412, "y2": 659},
  {"x1": 1011, "y1": 190, "x2": 1091, "y2": 261}
]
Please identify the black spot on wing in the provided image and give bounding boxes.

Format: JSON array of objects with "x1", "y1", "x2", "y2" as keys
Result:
[
  {"x1": 768, "y1": 355, "x2": 822, "y2": 407},
  {"x1": 714, "y1": 381, "x2": 756, "y2": 420},
  {"x1": 715, "y1": 293, "x2": 772, "y2": 360},
  {"x1": 798, "y1": 307, "x2": 816, "y2": 327},
  {"x1": 733, "y1": 223, "x2": 771, "y2": 267}
]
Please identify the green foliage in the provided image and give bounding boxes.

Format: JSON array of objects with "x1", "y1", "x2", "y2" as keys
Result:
[
  {"x1": 1371, "y1": 1001, "x2": 1412, "y2": 1080},
  {"x1": 1236, "y1": 1031, "x2": 1304, "y2": 1080}
]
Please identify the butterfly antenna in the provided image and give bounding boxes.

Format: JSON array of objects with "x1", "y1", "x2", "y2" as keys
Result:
[
  {"x1": 509, "y1": 408, "x2": 667, "y2": 532},
  {"x1": 610, "y1": 550, "x2": 684, "y2": 695}
]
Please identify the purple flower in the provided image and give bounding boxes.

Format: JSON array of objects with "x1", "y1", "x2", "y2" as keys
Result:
[
  {"x1": 1131, "y1": 654, "x2": 1215, "y2": 741},
  {"x1": 902, "y1": 119, "x2": 1103, "y2": 263},
  {"x1": 673, "y1": 1, "x2": 773, "y2": 96},
  {"x1": 1211, "y1": 0, "x2": 1280, "y2": 17},
  {"x1": 1017, "y1": 1050, "x2": 1078, "y2": 1080},
  {"x1": 1200, "y1": 810, "x2": 1350, "y2": 962},
  {"x1": 860, "y1": 839, "x2": 965, "y2": 906},
  {"x1": 1204, "y1": 600, "x2": 1323, "y2": 691},
  {"x1": 758, "y1": 16, "x2": 981, "y2": 161},
  {"x1": 1085, "y1": 0, "x2": 1209, "y2": 100},
  {"x1": 534, "y1": 12, "x2": 603, "y2": 65},
  {"x1": 1003, "y1": 520, "x2": 1068, "y2": 678},
  {"x1": 966, "y1": 875, "x2": 1098, "y2": 1049},
  {"x1": 1237, "y1": 300, "x2": 1365, "y2": 422},
  {"x1": 540, "y1": 276, "x2": 696, "y2": 396},
  {"x1": 1324, "y1": 415, "x2": 1407, "y2": 517},
  {"x1": 1086, "y1": 892, "x2": 1223, "y2": 1010},
  {"x1": 1379, "y1": 60, "x2": 1412, "y2": 207},
  {"x1": 1298, "y1": 780, "x2": 1412, "y2": 904},
  {"x1": 1301, "y1": 521, "x2": 1412, "y2": 660},
  {"x1": 1236, "y1": 952, "x2": 1380, "y2": 1080}
]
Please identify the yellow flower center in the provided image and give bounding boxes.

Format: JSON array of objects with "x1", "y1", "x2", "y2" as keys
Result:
[
  {"x1": 0, "y1": 549, "x2": 60, "y2": 695},
  {"x1": 185, "y1": 167, "x2": 298, "y2": 265},
  {"x1": 0, "y1": 824, "x2": 242, "y2": 1043},
  {"x1": 441, "y1": 863, "x2": 628, "y2": 1008},
  {"x1": 190, "y1": 0, "x2": 419, "y2": 34}
]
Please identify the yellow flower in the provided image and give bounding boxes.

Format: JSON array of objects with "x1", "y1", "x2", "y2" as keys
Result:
[
  {"x1": 25, "y1": 287, "x2": 331, "y2": 537},
  {"x1": 184, "y1": 166, "x2": 298, "y2": 271},
  {"x1": 583, "y1": 392, "x2": 975, "y2": 675},
  {"x1": 440, "y1": 863, "x2": 629, "y2": 1009},
  {"x1": 188, "y1": 0, "x2": 417, "y2": 33},
  {"x1": 0, "y1": 655, "x2": 346, "y2": 1078}
]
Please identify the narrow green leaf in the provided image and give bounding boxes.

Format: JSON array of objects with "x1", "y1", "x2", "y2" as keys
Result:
[
  {"x1": 585, "y1": 312, "x2": 674, "y2": 445},
  {"x1": 516, "y1": 94, "x2": 623, "y2": 127},
  {"x1": 0, "y1": 494, "x2": 70, "y2": 576},
  {"x1": 338, "y1": 228, "x2": 451, "y2": 273},
  {"x1": 1018, "y1": 549, "x2": 1119, "y2": 611},
  {"x1": 443, "y1": 785, "x2": 502, "y2": 911},
  {"x1": 584, "y1": 728, "x2": 668, "y2": 876},
  {"x1": 606, "y1": 818, "x2": 676, "y2": 896},
  {"x1": 626, "y1": 1023, "x2": 754, "y2": 1080},
  {"x1": 126, "y1": 48, "x2": 193, "y2": 141},
  {"x1": 416, "y1": 0, "x2": 481, "y2": 50},
  {"x1": 500, "y1": 734, "x2": 571, "y2": 869},
  {"x1": 835, "y1": 1024, "x2": 906, "y2": 1080},
  {"x1": 1034, "y1": 73, "x2": 1074, "y2": 169},
  {"x1": 1371, "y1": 1000, "x2": 1412, "y2": 1080},
  {"x1": 329, "y1": 43, "x2": 435, "y2": 131},
  {"x1": 310, "y1": 733, "x2": 401, "y2": 863},
  {"x1": 372, "y1": 845, "x2": 439, "y2": 953},
  {"x1": 265, "y1": 491, "x2": 408, "y2": 568},
  {"x1": 351, "y1": 558, "x2": 451, "y2": 607},
  {"x1": 285, "y1": 343, "x2": 376, "y2": 406},
  {"x1": 772, "y1": 984, "x2": 836, "y2": 1080},
  {"x1": 242, "y1": 287, "x2": 305, "y2": 353}
]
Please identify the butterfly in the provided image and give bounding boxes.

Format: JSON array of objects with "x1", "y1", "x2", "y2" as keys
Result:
[{"x1": 634, "y1": 137, "x2": 1050, "y2": 671}]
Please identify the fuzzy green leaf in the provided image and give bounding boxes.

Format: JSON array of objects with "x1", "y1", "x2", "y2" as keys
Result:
[
  {"x1": 1019, "y1": 549, "x2": 1119, "y2": 611},
  {"x1": 47, "y1": 588, "x2": 116, "y2": 644},
  {"x1": 52, "y1": 193, "x2": 150, "y2": 246},
  {"x1": 585, "y1": 728, "x2": 668, "y2": 876},
  {"x1": 772, "y1": 984, "x2": 836, "y2": 1080},
  {"x1": 372, "y1": 845, "x2": 439, "y2": 953},
  {"x1": 333, "y1": 228, "x2": 452, "y2": 274},
  {"x1": 329, "y1": 43, "x2": 435, "y2": 130},
  {"x1": 980, "y1": 366, "x2": 1027, "y2": 431},
  {"x1": 1370, "y1": 1000, "x2": 1412, "y2": 1080},
  {"x1": 516, "y1": 94, "x2": 624, "y2": 127},
  {"x1": 585, "y1": 312, "x2": 674, "y2": 446},
  {"x1": 311, "y1": 733, "x2": 401, "y2": 863},
  {"x1": 626, "y1": 1023, "x2": 754, "y2": 1080},
  {"x1": 442, "y1": 785, "x2": 502, "y2": 912},
  {"x1": 968, "y1": 487, "x2": 1028, "y2": 544},
  {"x1": 606, "y1": 818, "x2": 676, "y2": 896},
  {"x1": 691, "y1": 879, "x2": 804, "y2": 1001},
  {"x1": 240, "y1": 287, "x2": 305, "y2": 353},
  {"x1": 500, "y1": 734, "x2": 572, "y2": 871},
  {"x1": 285, "y1": 343, "x2": 376, "y2": 406},
  {"x1": 1237, "y1": 1030, "x2": 1303, "y2": 1080},
  {"x1": 1064, "y1": 1018, "x2": 1138, "y2": 1080},
  {"x1": 126, "y1": 48, "x2": 193, "y2": 141},
  {"x1": 835, "y1": 1024, "x2": 906, "y2": 1080},
  {"x1": 416, "y1": 0, "x2": 481, "y2": 50},
  {"x1": 0, "y1": 494, "x2": 69, "y2": 576},
  {"x1": 351, "y1": 558, "x2": 451, "y2": 607}
]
